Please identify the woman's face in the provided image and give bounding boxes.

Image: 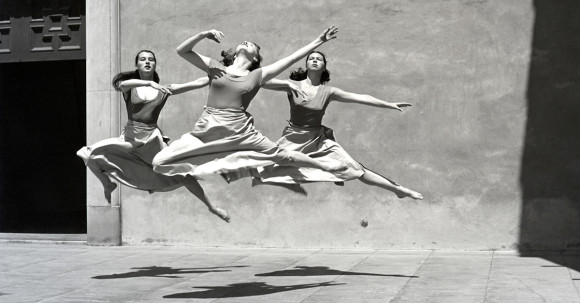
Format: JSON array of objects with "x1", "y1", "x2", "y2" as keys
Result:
[
  {"x1": 236, "y1": 41, "x2": 260, "y2": 60},
  {"x1": 136, "y1": 51, "x2": 156, "y2": 73},
  {"x1": 306, "y1": 52, "x2": 326, "y2": 72}
]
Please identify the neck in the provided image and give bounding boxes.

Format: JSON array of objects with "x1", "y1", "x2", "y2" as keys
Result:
[
  {"x1": 306, "y1": 70, "x2": 323, "y2": 86},
  {"x1": 231, "y1": 56, "x2": 252, "y2": 73},
  {"x1": 138, "y1": 70, "x2": 154, "y2": 81}
]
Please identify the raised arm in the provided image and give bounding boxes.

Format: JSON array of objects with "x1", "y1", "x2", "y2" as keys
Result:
[
  {"x1": 263, "y1": 79, "x2": 307, "y2": 99},
  {"x1": 168, "y1": 77, "x2": 210, "y2": 95},
  {"x1": 260, "y1": 26, "x2": 338, "y2": 84},
  {"x1": 330, "y1": 87, "x2": 412, "y2": 111},
  {"x1": 118, "y1": 79, "x2": 172, "y2": 94},
  {"x1": 176, "y1": 29, "x2": 225, "y2": 73}
]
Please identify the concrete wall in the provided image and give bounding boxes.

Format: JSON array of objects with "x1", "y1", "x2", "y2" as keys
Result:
[
  {"x1": 86, "y1": 0, "x2": 121, "y2": 245},
  {"x1": 97, "y1": 0, "x2": 580, "y2": 249}
]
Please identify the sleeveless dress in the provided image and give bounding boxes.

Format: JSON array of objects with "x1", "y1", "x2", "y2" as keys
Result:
[
  {"x1": 255, "y1": 80, "x2": 365, "y2": 184},
  {"x1": 77, "y1": 88, "x2": 185, "y2": 192},
  {"x1": 152, "y1": 60, "x2": 281, "y2": 178}
]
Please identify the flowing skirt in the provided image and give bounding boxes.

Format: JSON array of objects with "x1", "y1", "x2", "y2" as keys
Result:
[
  {"x1": 255, "y1": 123, "x2": 364, "y2": 184},
  {"x1": 152, "y1": 107, "x2": 280, "y2": 178},
  {"x1": 77, "y1": 120, "x2": 185, "y2": 192}
]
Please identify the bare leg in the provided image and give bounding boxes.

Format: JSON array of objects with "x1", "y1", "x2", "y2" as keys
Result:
[
  {"x1": 359, "y1": 168, "x2": 423, "y2": 200},
  {"x1": 86, "y1": 164, "x2": 117, "y2": 203},
  {"x1": 183, "y1": 176, "x2": 230, "y2": 222},
  {"x1": 275, "y1": 150, "x2": 347, "y2": 172}
]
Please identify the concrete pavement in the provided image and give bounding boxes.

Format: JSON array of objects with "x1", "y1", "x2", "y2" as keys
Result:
[{"x1": 0, "y1": 242, "x2": 579, "y2": 302}]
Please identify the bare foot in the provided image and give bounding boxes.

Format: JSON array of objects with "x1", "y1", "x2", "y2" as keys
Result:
[
  {"x1": 104, "y1": 182, "x2": 118, "y2": 203},
  {"x1": 209, "y1": 207, "x2": 231, "y2": 223},
  {"x1": 395, "y1": 186, "x2": 423, "y2": 200}
]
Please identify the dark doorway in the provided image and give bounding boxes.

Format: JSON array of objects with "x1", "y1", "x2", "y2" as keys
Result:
[{"x1": 0, "y1": 59, "x2": 86, "y2": 233}]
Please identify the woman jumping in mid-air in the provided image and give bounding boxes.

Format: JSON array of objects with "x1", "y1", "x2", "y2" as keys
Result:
[
  {"x1": 77, "y1": 50, "x2": 231, "y2": 222},
  {"x1": 152, "y1": 26, "x2": 346, "y2": 184},
  {"x1": 258, "y1": 51, "x2": 423, "y2": 200}
]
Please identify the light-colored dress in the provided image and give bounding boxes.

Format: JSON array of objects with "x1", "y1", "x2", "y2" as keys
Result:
[
  {"x1": 255, "y1": 80, "x2": 365, "y2": 184},
  {"x1": 152, "y1": 60, "x2": 281, "y2": 178},
  {"x1": 77, "y1": 88, "x2": 184, "y2": 193}
]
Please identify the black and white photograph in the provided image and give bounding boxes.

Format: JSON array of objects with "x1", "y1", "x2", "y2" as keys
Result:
[{"x1": 0, "y1": 0, "x2": 579, "y2": 302}]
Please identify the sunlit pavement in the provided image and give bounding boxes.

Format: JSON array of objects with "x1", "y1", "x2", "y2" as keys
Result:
[{"x1": 0, "y1": 241, "x2": 579, "y2": 302}]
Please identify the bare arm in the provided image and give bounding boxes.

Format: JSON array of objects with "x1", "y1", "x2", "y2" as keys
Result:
[
  {"x1": 118, "y1": 79, "x2": 172, "y2": 94},
  {"x1": 263, "y1": 79, "x2": 307, "y2": 99},
  {"x1": 260, "y1": 26, "x2": 338, "y2": 84},
  {"x1": 330, "y1": 87, "x2": 412, "y2": 111},
  {"x1": 168, "y1": 77, "x2": 210, "y2": 95},
  {"x1": 176, "y1": 29, "x2": 225, "y2": 73}
]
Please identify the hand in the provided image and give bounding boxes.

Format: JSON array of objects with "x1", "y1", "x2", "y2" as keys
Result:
[
  {"x1": 150, "y1": 82, "x2": 173, "y2": 94},
  {"x1": 287, "y1": 83, "x2": 307, "y2": 100},
  {"x1": 205, "y1": 29, "x2": 224, "y2": 43},
  {"x1": 167, "y1": 84, "x2": 178, "y2": 93},
  {"x1": 317, "y1": 25, "x2": 339, "y2": 43},
  {"x1": 208, "y1": 67, "x2": 226, "y2": 80},
  {"x1": 393, "y1": 102, "x2": 412, "y2": 111}
]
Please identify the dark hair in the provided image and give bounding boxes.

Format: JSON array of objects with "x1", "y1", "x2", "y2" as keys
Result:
[
  {"x1": 249, "y1": 42, "x2": 262, "y2": 71},
  {"x1": 220, "y1": 48, "x2": 236, "y2": 66},
  {"x1": 112, "y1": 50, "x2": 160, "y2": 91},
  {"x1": 289, "y1": 51, "x2": 330, "y2": 84},
  {"x1": 220, "y1": 42, "x2": 263, "y2": 71}
]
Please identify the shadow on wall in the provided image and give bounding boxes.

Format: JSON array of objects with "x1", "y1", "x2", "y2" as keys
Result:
[{"x1": 520, "y1": 0, "x2": 580, "y2": 251}]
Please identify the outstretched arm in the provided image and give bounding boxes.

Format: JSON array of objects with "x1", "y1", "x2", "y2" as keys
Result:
[
  {"x1": 260, "y1": 26, "x2": 338, "y2": 84},
  {"x1": 263, "y1": 79, "x2": 307, "y2": 99},
  {"x1": 330, "y1": 87, "x2": 412, "y2": 111},
  {"x1": 118, "y1": 79, "x2": 172, "y2": 94},
  {"x1": 168, "y1": 77, "x2": 210, "y2": 95},
  {"x1": 176, "y1": 29, "x2": 225, "y2": 73}
]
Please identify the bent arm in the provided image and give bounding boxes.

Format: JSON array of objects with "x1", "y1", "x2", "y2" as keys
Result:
[
  {"x1": 118, "y1": 79, "x2": 171, "y2": 94},
  {"x1": 263, "y1": 79, "x2": 307, "y2": 99},
  {"x1": 263, "y1": 79, "x2": 293, "y2": 92},
  {"x1": 260, "y1": 26, "x2": 338, "y2": 84},
  {"x1": 176, "y1": 30, "x2": 224, "y2": 73},
  {"x1": 169, "y1": 77, "x2": 210, "y2": 95},
  {"x1": 330, "y1": 87, "x2": 411, "y2": 111}
]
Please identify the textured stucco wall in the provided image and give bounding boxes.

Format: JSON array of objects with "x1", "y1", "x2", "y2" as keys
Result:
[{"x1": 106, "y1": 0, "x2": 578, "y2": 249}]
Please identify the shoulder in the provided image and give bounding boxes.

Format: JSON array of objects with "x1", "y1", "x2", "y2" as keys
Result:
[
  {"x1": 250, "y1": 67, "x2": 263, "y2": 83},
  {"x1": 326, "y1": 85, "x2": 343, "y2": 101},
  {"x1": 324, "y1": 84, "x2": 336, "y2": 94}
]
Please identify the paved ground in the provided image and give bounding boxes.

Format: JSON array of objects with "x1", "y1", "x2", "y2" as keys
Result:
[{"x1": 0, "y1": 241, "x2": 579, "y2": 302}]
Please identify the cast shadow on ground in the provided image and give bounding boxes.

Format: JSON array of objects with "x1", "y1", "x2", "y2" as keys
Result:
[
  {"x1": 163, "y1": 281, "x2": 344, "y2": 299},
  {"x1": 92, "y1": 265, "x2": 248, "y2": 279},
  {"x1": 254, "y1": 266, "x2": 418, "y2": 278}
]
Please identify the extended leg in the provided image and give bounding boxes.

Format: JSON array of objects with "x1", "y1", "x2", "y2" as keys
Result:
[
  {"x1": 183, "y1": 176, "x2": 230, "y2": 222},
  {"x1": 359, "y1": 168, "x2": 423, "y2": 200},
  {"x1": 275, "y1": 150, "x2": 347, "y2": 172},
  {"x1": 86, "y1": 164, "x2": 118, "y2": 203}
]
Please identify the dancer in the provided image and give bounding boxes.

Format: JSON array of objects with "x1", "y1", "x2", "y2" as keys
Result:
[
  {"x1": 152, "y1": 26, "x2": 346, "y2": 179},
  {"x1": 77, "y1": 50, "x2": 230, "y2": 222},
  {"x1": 258, "y1": 51, "x2": 423, "y2": 199}
]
